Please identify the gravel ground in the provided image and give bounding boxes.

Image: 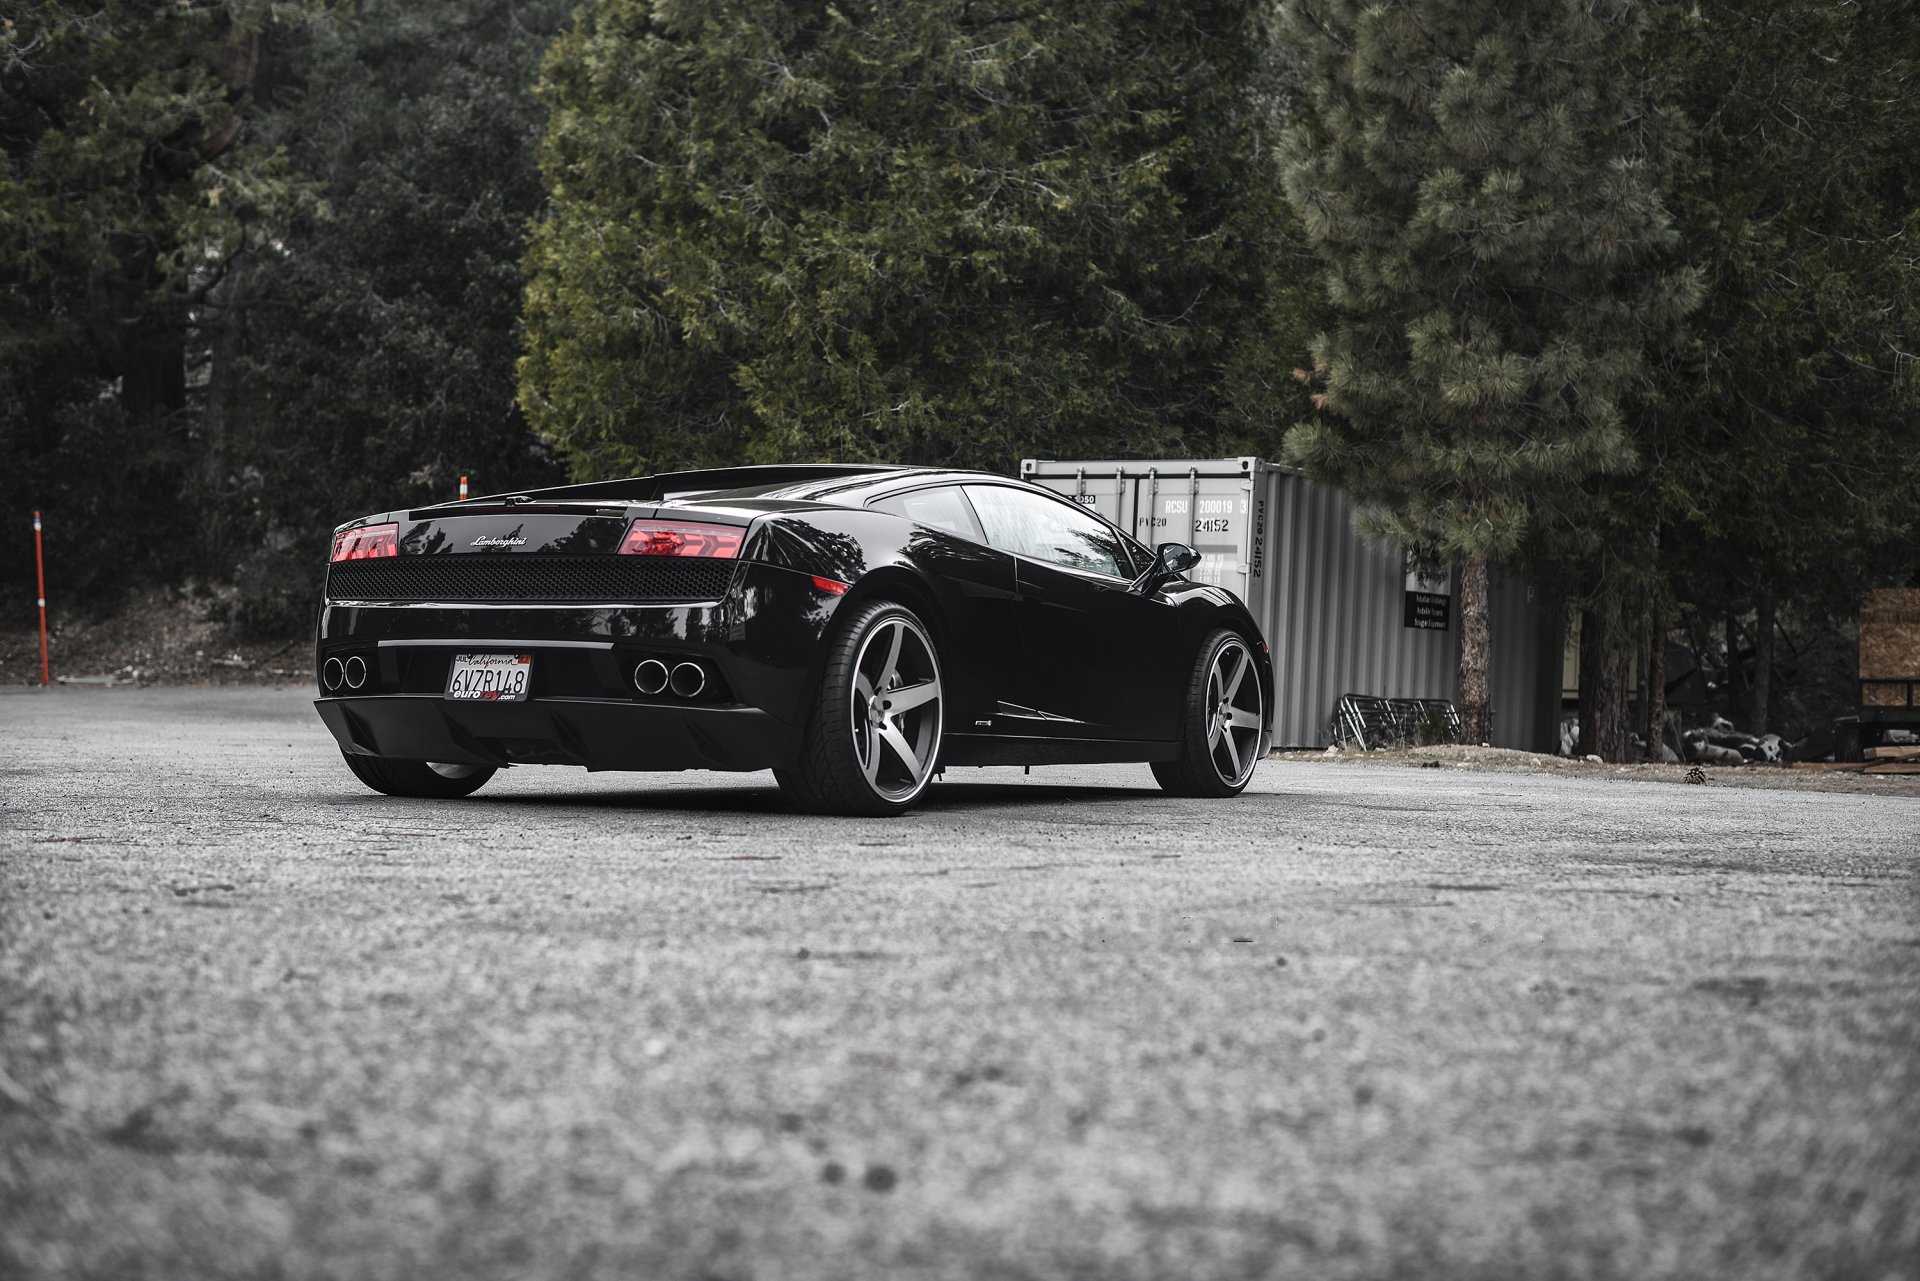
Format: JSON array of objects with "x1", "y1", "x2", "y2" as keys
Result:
[{"x1": 2, "y1": 687, "x2": 1916, "y2": 1281}]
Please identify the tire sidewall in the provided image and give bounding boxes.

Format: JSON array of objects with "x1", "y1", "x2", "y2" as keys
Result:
[
  {"x1": 809, "y1": 599, "x2": 944, "y2": 815},
  {"x1": 1183, "y1": 628, "x2": 1259, "y2": 796}
]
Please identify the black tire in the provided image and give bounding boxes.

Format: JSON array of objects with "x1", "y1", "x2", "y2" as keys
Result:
[
  {"x1": 341, "y1": 751, "x2": 496, "y2": 799},
  {"x1": 1152, "y1": 628, "x2": 1264, "y2": 798},
  {"x1": 777, "y1": 599, "x2": 945, "y2": 816}
]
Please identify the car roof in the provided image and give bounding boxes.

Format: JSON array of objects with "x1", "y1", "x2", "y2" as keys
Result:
[{"x1": 515, "y1": 463, "x2": 1018, "y2": 506}]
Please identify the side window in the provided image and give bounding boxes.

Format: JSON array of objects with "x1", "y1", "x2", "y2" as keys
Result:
[
  {"x1": 964, "y1": 485, "x2": 1127, "y2": 578},
  {"x1": 871, "y1": 485, "x2": 985, "y2": 542}
]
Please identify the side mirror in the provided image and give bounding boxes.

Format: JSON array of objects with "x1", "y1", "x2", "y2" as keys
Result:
[
  {"x1": 1138, "y1": 542, "x2": 1201, "y2": 592},
  {"x1": 1156, "y1": 543, "x2": 1202, "y2": 576}
]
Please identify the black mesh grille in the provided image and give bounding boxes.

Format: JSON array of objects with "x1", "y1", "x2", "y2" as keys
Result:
[{"x1": 325, "y1": 556, "x2": 735, "y2": 604}]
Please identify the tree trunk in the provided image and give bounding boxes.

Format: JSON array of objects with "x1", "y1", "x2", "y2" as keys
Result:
[
  {"x1": 1576, "y1": 607, "x2": 1599, "y2": 758},
  {"x1": 1635, "y1": 610, "x2": 1652, "y2": 750},
  {"x1": 119, "y1": 328, "x2": 188, "y2": 424},
  {"x1": 202, "y1": 251, "x2": 247, "y2": 488},
  {"x1": 1458, "y1": 554, "x2": 1492, "y2": 745},
  {"x1": 1591, "y1": 597, "x2": 1632, "y2": 763},
  {"x1": 1646, "y1": 602, "x2": 1669, "y2": 761},
  {"x1": 1724, "y1": 611, "x2": 1746, "y2": 725},
  {"x1": 1644, "y1": 516, "x2": 1667, "y2": 762},
  {"x1": 1750, "y1": 587, "x2": 1775, "y2": 735}
]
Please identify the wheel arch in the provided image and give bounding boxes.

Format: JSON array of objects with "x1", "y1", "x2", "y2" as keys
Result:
[
  {"x1": 1193, "y1": 601, "x2": 1275, "y2": 731},
  {"x1": 789, "y1": 565, "x2": 955, "y2": 714},
  {"x1": 837, "y1": 566, "x2": 953, "y2": 656}
]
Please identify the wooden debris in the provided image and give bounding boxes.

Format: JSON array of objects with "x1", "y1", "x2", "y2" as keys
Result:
[
  {"x1": 1790, "y1": 758, "x2": 1920, "y2": 775},
  {"x1": 1862, "y1": 745, "x2": 1920, "y2": 761}
]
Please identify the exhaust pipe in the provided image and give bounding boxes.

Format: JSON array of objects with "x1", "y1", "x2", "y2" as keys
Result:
[
  {"x1": 343, "y1": 655, "x2": 368, "y2": 690},
  {"x1": 669, "y1": 662, "x2": 707, "y2": 699},
  {"x1": 322, "y1": 656, "x2": 344, "y2": 692},
  {"x1": 633, "y1": 659, "x2": 670, "y2": 696}
]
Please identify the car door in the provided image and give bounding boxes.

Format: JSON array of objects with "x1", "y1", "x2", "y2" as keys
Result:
[
  {"x1": 866, "y1": 484, "x2": 1023, "y2": 736},
  {"x1": 959, "y1": 483, "x2": 1180, "y2": 741}
]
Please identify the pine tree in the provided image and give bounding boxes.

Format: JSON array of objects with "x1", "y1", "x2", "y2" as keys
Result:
[
  {"x1": 1644, "y1": 0, "x2": 1920, "y2": 736},
  {"x1": 229, "y1": 0, "x2": 571, "y2": 629},
  {"x1": 0, "y1": 0, "x2": 319, "y2": 604},
  {"x1": 1279, "y1": 0, "x2": 1697, "y2": 747},
  {"x1": 520, "y1": 0, "x2": 1288, "y2": 478}
]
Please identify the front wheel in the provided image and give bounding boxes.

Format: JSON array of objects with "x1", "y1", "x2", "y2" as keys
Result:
[
  {"x1": 1152, "y1": 629, "x2": 1264, "y2": 798},
  {"x1": 778, "y1": 599, "x2": 944, "y2": 816},
  {"x1": 341, "y1": 751, "x2": 496, "y2": 799}
]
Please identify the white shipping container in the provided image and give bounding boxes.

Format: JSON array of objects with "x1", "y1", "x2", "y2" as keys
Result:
[{"x1": 1021, "y1": 457, "x2": 1561, "y2": 752}]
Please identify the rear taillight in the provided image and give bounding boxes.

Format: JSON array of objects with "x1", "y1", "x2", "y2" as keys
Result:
[
  {"x1": 330, "y1": 523, "x2": 398, "y2": 562},
  {"x1": 619, "y1": 520, "x2": 742, "y2": 559}
]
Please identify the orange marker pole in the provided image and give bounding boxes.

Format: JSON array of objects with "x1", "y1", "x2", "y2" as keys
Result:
[
  {"x1": 33, "y1": 510, "x2": 50, "y2": 686},
  {"x1": 459, "y1": 475, "x2": 469, "y2": 501}
]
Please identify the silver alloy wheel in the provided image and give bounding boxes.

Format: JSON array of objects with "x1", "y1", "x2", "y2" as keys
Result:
[
  {"x1": 426, "y1": 762, "x2": 486, "y2": 780},
  {"x1": 1205, "y1": 638, "x2": 1264, "y2": 787},
  {"x1": 849, "y1": 613, "x2": 943, "y2": 804}
]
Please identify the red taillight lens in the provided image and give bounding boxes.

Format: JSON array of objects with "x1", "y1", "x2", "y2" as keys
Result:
[
  {"x1": 330, "y1": 523, "x2": 398, "y2": 562},
  {"x1": 811, "y1": 575, "x2": 850, "y2": 595},
  {"x1": 619, "y1": 520, "x2": 742, "y2": 559}
]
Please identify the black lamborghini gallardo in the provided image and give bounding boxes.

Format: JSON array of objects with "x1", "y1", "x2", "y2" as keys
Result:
[{"x1": 314, "y1": 465, "x2": 1273, "y2": 815}]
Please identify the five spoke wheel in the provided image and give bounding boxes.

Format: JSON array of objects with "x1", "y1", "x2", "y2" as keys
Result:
[
  {"x1": 778, "y1": 599, "x2": 945, "y2": 815},
  {"x1": 1203, "y1": 638, "x2": 1264, "y2": 787},
  {"x1": 851, "y1": 614, "x2": 944, "y2": 803},
  {"x1": 1153, "y1": 628, "x2": 1265, "y2": 797}
]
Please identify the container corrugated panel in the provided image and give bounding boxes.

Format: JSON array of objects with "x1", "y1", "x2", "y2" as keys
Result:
[
  {"x1": 1022, "y1": 455, "x2": 1274, "y2": 618},
  {"x1": 1022, "y1": 457, "x2": 1560, "y2": 752},
  {"x1": 1265, "y1": 471, "x2": 1458, "y2": 749}
]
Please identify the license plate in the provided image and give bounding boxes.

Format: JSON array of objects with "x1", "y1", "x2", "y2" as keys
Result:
[{"x1": 446, "y1": 652, "x2": 532, "y2": 702}]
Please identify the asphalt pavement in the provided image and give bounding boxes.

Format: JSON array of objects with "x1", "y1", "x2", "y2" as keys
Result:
[{"x1": 2, "y1": 687, "x2": 1916, "y2": 1281}]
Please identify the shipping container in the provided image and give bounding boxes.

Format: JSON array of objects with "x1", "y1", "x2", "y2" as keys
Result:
[{"x1": 1020, "y1": 456, "x2": 1562, "y2": 752}]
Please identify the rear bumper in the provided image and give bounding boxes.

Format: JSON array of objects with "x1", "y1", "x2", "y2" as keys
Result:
[
  {"x1": 311, "y1": 561, "x2": 845, "y2": 772},
  {"x1": 315, "y1": 694, "x2": 796, "y2": 772}
]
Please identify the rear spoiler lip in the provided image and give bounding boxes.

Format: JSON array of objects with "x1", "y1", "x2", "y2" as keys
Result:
[{"x1": 498, "y1": 463, "x2": 921, "y2": 505}]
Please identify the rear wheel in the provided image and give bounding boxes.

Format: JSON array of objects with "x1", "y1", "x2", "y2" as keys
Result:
[
  {"x1": 341, "y1": 751, "x2": 496, "y2": 799},
  {"x1": 777, "y1": 600, "x2": 944, "y2": 816},
  {"x1": 1152, "y1": 629, "x2": 1264, "y2": 797}
]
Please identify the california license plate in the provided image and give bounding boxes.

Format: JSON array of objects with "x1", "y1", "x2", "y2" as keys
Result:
[{"x1": 446, "y1": 652, "x2": 532, "y2": 702}]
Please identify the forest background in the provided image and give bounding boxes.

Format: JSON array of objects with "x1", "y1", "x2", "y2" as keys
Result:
[{"x1": 2, "y1": 0, "x2": 1915, "y2": 759}]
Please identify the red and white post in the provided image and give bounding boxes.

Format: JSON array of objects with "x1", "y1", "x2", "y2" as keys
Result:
[
  {"x1": 33, "y1": 509, "x2": 49, "y2": 686},
  {"x1": 459, "y1": 475, "x2": 469, "y2": 501}
]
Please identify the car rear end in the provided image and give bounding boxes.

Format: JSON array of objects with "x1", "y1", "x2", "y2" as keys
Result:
[{"x1": 312, "y1": 496, "x2": 850, "y2": 775}]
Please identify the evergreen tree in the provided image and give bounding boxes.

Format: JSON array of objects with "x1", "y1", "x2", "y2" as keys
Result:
[
  {"x1": 1279, "y1": 0, "x2": 1696, "y2": 746},
  {"x1": 521, "y1": 0, "x2": 1290, "y2": 478},
  {"x1": 1, "y1": 0, "x2": 318, "y2": 605},
  {"x1": 229, "y1": 0, "x2": 569, "y2": 631},
  {"x1": 1644, "y1": 0, "x2": 1920, "y2": 736}
]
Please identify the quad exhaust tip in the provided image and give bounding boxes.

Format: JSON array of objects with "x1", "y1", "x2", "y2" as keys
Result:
[
  {"x1": 322, "y1": 656, "x2": 345, "y2": 692},
  {"x1": 633, "y1": 659, "x2": 670, "y2": 696},
  {"x1": 669, "y1": 662, "x2": 707, "y2": 699},
  {"x1": 343, "y1": 655, "x2": 368, "y2": 690}
]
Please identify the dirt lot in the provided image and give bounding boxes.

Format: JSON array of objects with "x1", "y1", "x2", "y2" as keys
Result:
[
  {"x1": 2, "y1": 688, "x2": 1915, "y2": 1281},
  {"x1": 0, "y1": 589, "x2": 309, "y2": 688},
  {"x1": 1277, "y1": 744, "x2": 1920, "y2": 798}
]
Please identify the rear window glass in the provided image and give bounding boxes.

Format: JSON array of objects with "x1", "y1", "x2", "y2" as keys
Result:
[{"x1": 871, "y1": 486, "x2": 984, "y2": 541}]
